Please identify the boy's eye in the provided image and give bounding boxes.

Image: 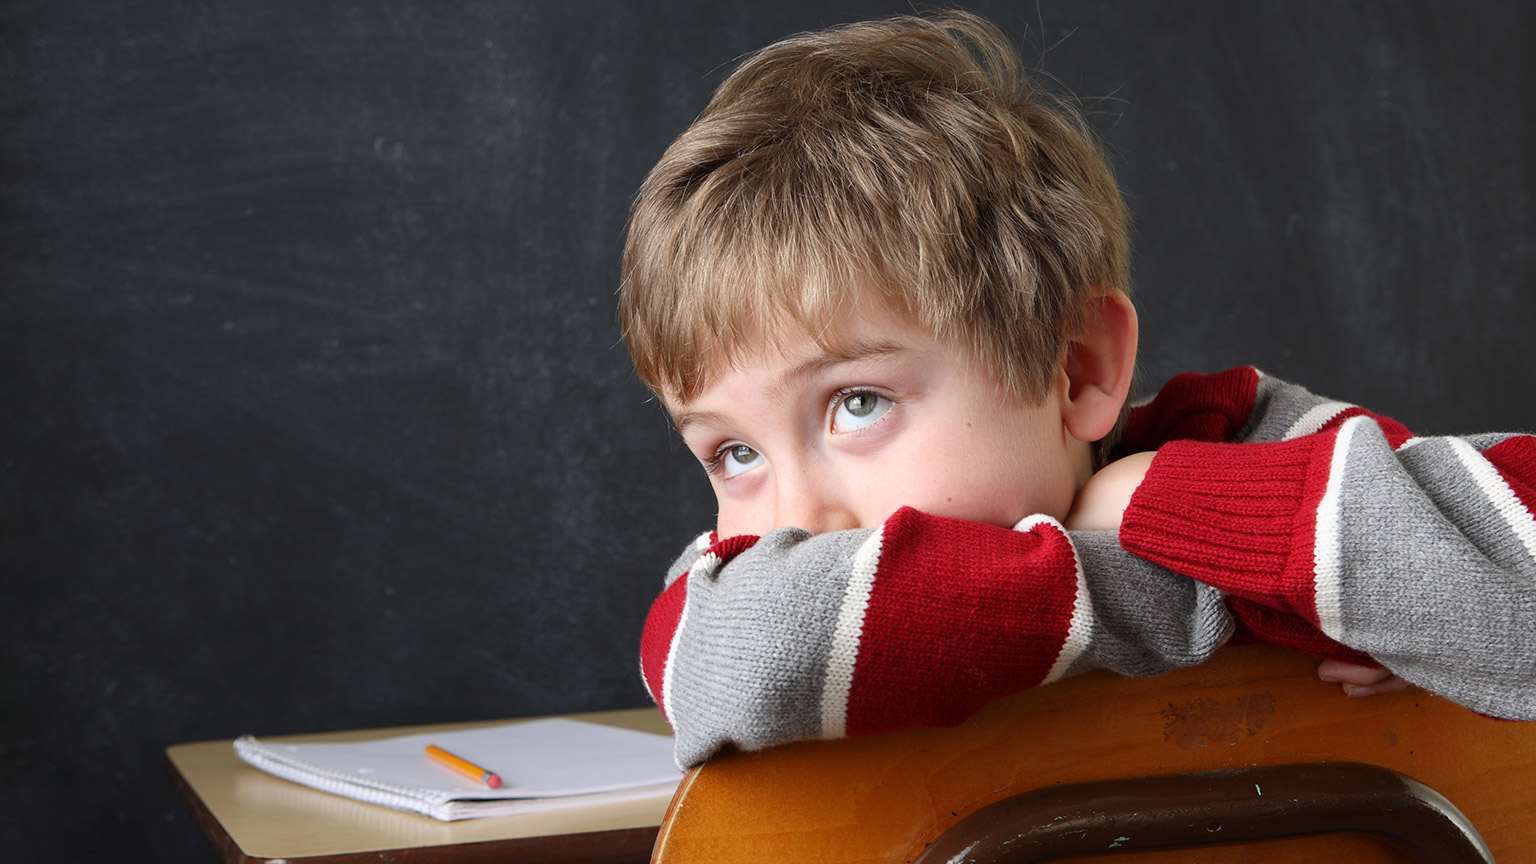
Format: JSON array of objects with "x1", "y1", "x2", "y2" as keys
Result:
[
  {"x1": 831, "y1": 391, "x2": 892, "y2": 433},
  {"x1": 717, "y1": 443, "x2": 763, "y2": 478}
]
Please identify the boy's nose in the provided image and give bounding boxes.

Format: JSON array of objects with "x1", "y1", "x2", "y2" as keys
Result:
[{"x1": 774, "y1": 473, "x2": 860, "y2": 534}]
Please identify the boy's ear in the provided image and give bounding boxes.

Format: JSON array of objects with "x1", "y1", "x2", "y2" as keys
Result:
[{"x1": 1059, "y1": 290, "x2": 1138, "y2": 444}]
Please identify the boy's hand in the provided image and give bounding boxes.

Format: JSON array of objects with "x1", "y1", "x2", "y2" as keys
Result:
[
  {"x1": 1317, "y1": 660, "x2": 1410, "y2": 698},
  {"x1": 1064, "y1": 451, "x2": 1155, "y2": 531}
]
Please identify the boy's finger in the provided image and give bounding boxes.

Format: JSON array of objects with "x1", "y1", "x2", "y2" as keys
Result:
[
  {"x1": 1344, "y1": 676, "x2": 1410, "y2": 697},
  {"x1": 1316, "y1": 659, "x2": 1411, "y2": 698},
  {"x1": 1317, "y1": 659, "x2": 1393, "y2": 685}
]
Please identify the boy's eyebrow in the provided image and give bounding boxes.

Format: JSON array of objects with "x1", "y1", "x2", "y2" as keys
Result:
[
  {"x1": 780, "y1": 339, "x2": 909, "y2": 387},
  {"x1": 671, "y1": 340, "x2": 911, "y2": 435},
  {"x1": 672, "y1": 409, "x2": 729, "y2": 437}
]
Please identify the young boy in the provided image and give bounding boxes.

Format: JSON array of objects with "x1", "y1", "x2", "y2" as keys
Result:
[{"x1": 619, "y1": 12, "x2": 1536, "y2": 768}]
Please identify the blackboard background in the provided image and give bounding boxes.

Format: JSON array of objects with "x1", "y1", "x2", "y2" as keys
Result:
[{"x1": 2, "y1": 1, "x2": 1530, "y2": 860}]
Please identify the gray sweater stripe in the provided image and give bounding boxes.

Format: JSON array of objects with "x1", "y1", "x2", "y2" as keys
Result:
[
  {"x1": 1398, "y1": 436, "x2": 1536, "y2": 575},
  {"x1": 668, "y1": 528, "x2": 875, "y2": 758},
  {"x1": 1332, "y1": 424, "x2": 1536, "y2": 718}
]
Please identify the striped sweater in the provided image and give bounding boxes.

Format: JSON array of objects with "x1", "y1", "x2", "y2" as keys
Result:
[{"x1": 640, "y1": 367, "x2": 1536, "y2": 767}]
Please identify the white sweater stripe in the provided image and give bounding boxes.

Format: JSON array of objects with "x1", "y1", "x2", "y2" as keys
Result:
[
  {"x1": 662, "y1": 552, "x2": 714, "y2": 718},
  {"x1": 1312, "y1": 416, "x2": 1362, "y2": 639},
  {"x1": 1015, "y1": 515, "x2": 1093, "y2": 685},
  {"x1": 820, "y1": 527, "x2": 884, "y2": 739},
  {"x1": 660, "y1": 602, "x2": 688, "y2": 720},
  {"x1": 1449, "y1": 438, "x2": 1536, "y2": 562},
  {"x1": 1284, "y1": 400, "x2": 1355, "y2": 440}
]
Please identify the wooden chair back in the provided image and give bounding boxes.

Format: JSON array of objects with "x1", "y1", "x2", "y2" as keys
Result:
[{"x1": 651, "y1": 644, "x2": 1535, "y2": 862}]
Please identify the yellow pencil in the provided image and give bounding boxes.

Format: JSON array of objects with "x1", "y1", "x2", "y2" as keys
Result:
[{"x1": 425, "y1": 744, "x2": 503, "y2": 789}]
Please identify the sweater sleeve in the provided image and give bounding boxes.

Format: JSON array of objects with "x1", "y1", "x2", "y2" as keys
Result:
[
  {"x1": 1121, "y1": 373, "x2": 1536, "y2": 721},
  {"x1": 640, "y1": 508, "x2": 1231, "y2": 768}
]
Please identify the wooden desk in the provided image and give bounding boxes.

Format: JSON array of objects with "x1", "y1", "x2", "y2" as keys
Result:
[{"x1": 166, "y1": 708, "x2": 673, "y2": 864}]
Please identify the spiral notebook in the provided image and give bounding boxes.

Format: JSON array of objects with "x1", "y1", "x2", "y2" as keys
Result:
[{"x1": 234, "y1": 718, "x2": 682, "y2": 821}]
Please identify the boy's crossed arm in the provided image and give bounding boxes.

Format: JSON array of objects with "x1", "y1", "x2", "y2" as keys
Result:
[{"x1": 642, "y1": 508, "x2": 1234, "y2": 768}]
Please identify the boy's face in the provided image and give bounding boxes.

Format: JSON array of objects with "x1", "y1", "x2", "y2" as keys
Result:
[{"x1": 666, "y1": 301, "x2": 1090, "y2": 538}]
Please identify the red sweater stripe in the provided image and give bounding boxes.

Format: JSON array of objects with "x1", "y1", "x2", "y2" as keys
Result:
[
  {"x1": 1485, "y1": 436, "x2": 1536, "y2": 517},
  {"x1": 843, "y1": 509, "x2": 1079, "y2": 736},
  {"x1": 1315, "y1": 406, "x2": 1413, "y2": 447},
  {"x1": 639, "y1": 576, "x2": 688, "y2": 719},
  {"x1": 1121, "y1": 433, "x2": 1332, "y2": 608},
  {"x1": 1121, "y1": 367, "x2": 1259, "y2": 450}
]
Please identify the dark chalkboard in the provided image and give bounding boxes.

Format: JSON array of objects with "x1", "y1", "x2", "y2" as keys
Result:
[{"x1": 2, "y1": 2, "x2": 1530, "y2": 860}]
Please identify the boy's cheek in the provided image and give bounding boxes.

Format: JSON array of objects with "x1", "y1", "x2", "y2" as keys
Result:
[
  {"x1": 708, "y1": 474, "x2": 764, "y2": 537},
  {"x1": 712, "y1": 499, "x2": 745, "y2": 538},
  {"x1": 897, "y1": 473, "x2": 1074, "y2": 530},
  {"x1": 712, "y1": 495, "x2": 767, "y2": 539},
  {"x1": 913, "y1": 497, "x2": 1031, "y2": 531}
]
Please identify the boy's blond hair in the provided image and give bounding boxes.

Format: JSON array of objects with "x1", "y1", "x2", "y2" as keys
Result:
[{"x1": 620, "y1": 11, "x2": 1129, "y2": 410}]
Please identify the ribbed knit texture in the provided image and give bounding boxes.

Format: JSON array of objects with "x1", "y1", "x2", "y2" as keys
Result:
[{"x1": 1122, "y1": 436, "x2": 1328, "y2": 612}]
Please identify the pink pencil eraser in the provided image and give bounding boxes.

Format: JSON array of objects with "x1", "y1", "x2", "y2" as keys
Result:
[{"x1": 485, "y1": 773, "x2": 502, "y2": 789}]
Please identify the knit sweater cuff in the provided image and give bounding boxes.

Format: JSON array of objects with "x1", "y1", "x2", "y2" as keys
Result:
[{"x1": 1119, "y1": 435, "x2": 1334, "y2": 614}]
